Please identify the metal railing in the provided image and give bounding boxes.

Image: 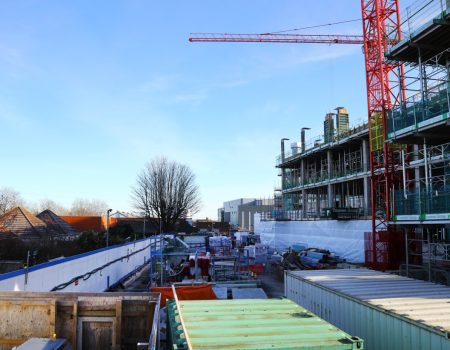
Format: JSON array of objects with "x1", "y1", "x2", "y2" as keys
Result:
[
  {"x1": 276, "y1": 120, "x2": 369, "y2": 166},
  {"x1": 387, "y1": 82, "x2": 450, "y2": 135},
  {"x1": 394, "y1": 189, "x2": 450, "y2": 216},
  {"x1": 282, "y1": 166, "x2": 368, "y2": 191},
  {"x1": 386, "y1": 0, "x2": 449, "y2": 47},
  {"x1": 428, "y1": 242, "x2": 450, "y2": 262},
  {"x1": 402, "y1": 0, "x2": 448, "y2": 40}
]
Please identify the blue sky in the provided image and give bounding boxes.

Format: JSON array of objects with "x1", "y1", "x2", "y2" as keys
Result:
[{"x1": 0, "y1": 0, "x2": 416, "y2": 219}]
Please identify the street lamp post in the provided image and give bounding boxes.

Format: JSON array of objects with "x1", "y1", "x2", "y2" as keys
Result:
[
  {"x1": 106, "y1": 209, "x2": 112, "y2": 247},
  {"x1": 143, "y1": 212, "x2": 146, "y2": 239},
  {"x1": 159, "y1": 215, "x2": 163, "y2": 286}
]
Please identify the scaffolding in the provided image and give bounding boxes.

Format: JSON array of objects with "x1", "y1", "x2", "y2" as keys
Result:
[
  {"x1": 387, "y1": 48, "x2": 450, "y2": 136},
  {"x1": 402, "y1": 227, "x2": 450, "y2": 285},
  {"x1": 393, "y1": 141, "x2": 450, "y2": 218},
  {"x1": 333, "y1": 148, "x2": 364, "y2": 178},
  {"x1": 378, "y1": 0, "x2": 450, "y2": 280}
]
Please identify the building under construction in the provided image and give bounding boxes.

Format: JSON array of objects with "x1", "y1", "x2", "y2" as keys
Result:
[
  {"x1": 274, "y1": 0, "x2": 450, "y2": 284},
  {"x1": 384, "y1": 0, "x2": 450, "y2": 283},
  {"x1": 277, "y1": 111, "x2": 370, "y2": 221}
]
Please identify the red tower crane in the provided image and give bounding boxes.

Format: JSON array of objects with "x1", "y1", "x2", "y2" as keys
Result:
[{"x1": 190, "y1": 0, "x2": 405, "y2": 269}]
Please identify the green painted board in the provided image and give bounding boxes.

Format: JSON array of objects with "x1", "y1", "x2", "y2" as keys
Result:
[{"x1": 167, "y1": 298, "x2": 364, "y2": 350}]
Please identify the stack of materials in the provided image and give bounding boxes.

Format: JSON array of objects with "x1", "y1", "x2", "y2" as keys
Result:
[
  {"x1": 275, "y1": 248, "x2": 344, "y2": 271},
  {"x1": 183, "y1": 235, "x2": 207, "y2": 253},
  {"x1": 241, "y1": 244, "x2": 267, "y2": 275},
  {"x1": 211, "y1": 256, "x2": 240, "y2": 281},
  {"x1": 208, "y1": 236, "x2": 232, "y2": 256},
  {"x1": 299, "y1": 248, "x2": 345, "y2": 268},
  {"x1": 243, "y1": 243, "x2": 267, "y2": 264}
]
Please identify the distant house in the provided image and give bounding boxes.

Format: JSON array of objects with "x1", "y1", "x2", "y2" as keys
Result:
[
  {"x1": 37, "y1": 210, "x2": 80, "y2": 241},
  {"x1": 0, "y1": 207, "x2": 46, "y2": 241},
  {"x1": 195, "y1": 219, "x2": 230, "y2": 234},
  {"x1": 59, "y1": 215, "x2": 108, "y2": 232},
  {"x1": 110, "y1": 211, "x2": 136, "y2": 218}
]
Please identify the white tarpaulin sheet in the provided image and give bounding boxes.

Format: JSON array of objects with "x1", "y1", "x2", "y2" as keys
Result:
[{"x1": 254, "y1": 215, "x2": 370, "y2": 263}]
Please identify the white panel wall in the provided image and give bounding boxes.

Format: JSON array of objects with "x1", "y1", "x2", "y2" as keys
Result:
[
  {"x1": 285, "y1": 273, "x2": 450, "y2": 350},
  {"x1": 0, "y1": 238, "x2": 157, "y2": 292},
  {"x1": 254, "y1": 215, "x2": 370, "y2": 262}
]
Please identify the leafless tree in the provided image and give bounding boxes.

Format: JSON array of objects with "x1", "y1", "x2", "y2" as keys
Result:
[
  {"x1": 70, "y1": 198, "x2": 109, "y2": 216},
  {"x1": 0, "y1": 187, "x2": 23, "y2": 214},
  {"x1": 38, "y1": 199, "x2": 69, "y2": 215},
  {"x1": 132, "y1": 157, "x2": 201, "y2": 232}
]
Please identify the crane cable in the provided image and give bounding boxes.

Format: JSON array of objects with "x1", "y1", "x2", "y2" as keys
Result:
[{"x1": 267, "y1": 18, "x2": 361, "y2": 35}]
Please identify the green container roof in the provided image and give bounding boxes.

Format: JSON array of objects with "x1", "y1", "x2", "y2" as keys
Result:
[{"x1": 170, "y1": 298, "x2": 363, "y2": 350}]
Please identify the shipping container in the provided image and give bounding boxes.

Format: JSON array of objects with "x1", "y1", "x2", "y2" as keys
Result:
[
  {"x1": 167, "y1": 298, "x2": 363, "y2": 349},
  {"x1": 285, "y1": 269, "x2": 450, "y2": 350}
]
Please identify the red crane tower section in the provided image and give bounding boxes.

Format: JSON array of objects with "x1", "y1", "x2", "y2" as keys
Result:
[
  {"x1": 361, "y1": 0, "x2": 405, "y2": 270},
  {"x1": 190, "y1": 0, "x2": 406, "y2": 270}
]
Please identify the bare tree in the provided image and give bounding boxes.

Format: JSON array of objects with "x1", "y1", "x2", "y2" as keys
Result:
[
  {"x1": 70, "y1": 198, "x2": 109, "y2": 216},
  {"x1": 38, "y1": 199, "x2": 69, "y2": 215},
  {"x1": 132, "y1": 157, "x2": 201, "y2": 232},
  {"x1": 0, "y1": 187, "x2": 23, "y2": 214}
]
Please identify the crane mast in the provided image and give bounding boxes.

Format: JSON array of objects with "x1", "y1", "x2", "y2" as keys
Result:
[{"x1": 361, "y1": 0, "x2": 404, "y2": 270}]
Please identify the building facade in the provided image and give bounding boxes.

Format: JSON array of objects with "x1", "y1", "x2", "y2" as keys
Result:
[
  {"x1": 382, "y1": 0, "x2": 450, "y2": 283},
  {"x1": 219, "y1": 198, "x2": 273, "y2": 229},
  {"x1": 220, "y1": 198, "x2": 255, "y2": 227},
  {"x1": 277, "y1": 118, "x2": 371, "y2": 219},
  {"x1": 274, "y1": 0, "x2": 450, "y2": 284},
  {"x1": 238, "y1": 199, "x2": 274, "y2": 231},
  {"x1": 335, "y1": 107, "x2": 349, "y2": 136},
  {"x1": 323, "y1": 113, "x2": 335, "y2": 143}
]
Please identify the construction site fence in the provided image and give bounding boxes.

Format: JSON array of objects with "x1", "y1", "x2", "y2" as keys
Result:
[
  {"x1": 387, "y1": 83, "x2": 450, "y2": 136},
  {"x1": 260, "y1": 209, "x2": 366, "y2": 221},
  {"x1": 393, "y1": 189, "x2": 450, "y2": 216}
]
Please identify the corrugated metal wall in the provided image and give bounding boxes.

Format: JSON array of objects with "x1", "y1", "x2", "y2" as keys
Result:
[{"x1": 285, "y1": 272, "x2": 450, "y2": 350}]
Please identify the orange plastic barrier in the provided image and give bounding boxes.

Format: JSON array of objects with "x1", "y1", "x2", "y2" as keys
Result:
[{"x1": 151, "y1": 284, "x2": 217, "y2": 308}]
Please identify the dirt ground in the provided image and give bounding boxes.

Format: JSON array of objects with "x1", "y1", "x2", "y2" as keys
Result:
[{"x1": 259, "y1": 259, "x2": 285, "y2": 298}]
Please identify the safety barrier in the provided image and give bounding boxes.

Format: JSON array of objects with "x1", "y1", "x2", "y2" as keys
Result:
[{"x1": 0, "y1": 237, "x2": 157, "y2": 292}]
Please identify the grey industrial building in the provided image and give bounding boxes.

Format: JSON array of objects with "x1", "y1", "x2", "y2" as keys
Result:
[{"x1": 219, "y1": 198, "x2": 274, "y2": 230}]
